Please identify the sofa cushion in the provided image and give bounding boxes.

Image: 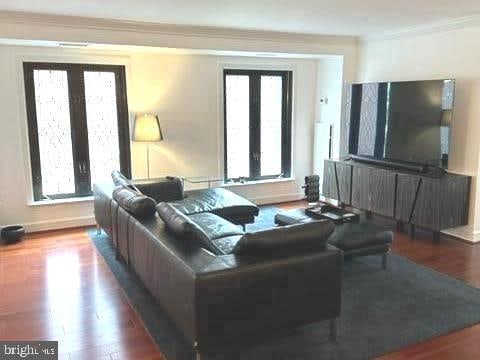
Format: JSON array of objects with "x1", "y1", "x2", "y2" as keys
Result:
[
  {"x1": 170, "y1": 188, "x2": 259, "y2": 219},
  {"x1": 135, "y1": 176, "x2": 185, "y2": 202},
  {"x1": 112, "y1": 186, "x2": 156, "y2": 218},
  {"x1": 156, "y1": 203, "x2": 225, "y2": 255},
  {"x1": 211, "y1": 235, "x2": 243, "y2": 255},
  {"x1": 232, "y1": 220, "x2": 335, "y2": 255},
  {"x1": 274, "y1": 209, "x2": 313, "y2": 226},
  {"x1": 111, "y1": 171, "x2": 139, "y2": 191},
  {"x1": 327, "y1": 222, "x2": 393, "y2": 251},
  {"x1": 188, "y1": 212, "x2": 244, "y2": 240}
]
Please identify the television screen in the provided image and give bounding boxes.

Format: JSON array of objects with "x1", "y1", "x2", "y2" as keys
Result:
[{"x1": 347, "y1": 79, "x2": 455, "y2": 168}]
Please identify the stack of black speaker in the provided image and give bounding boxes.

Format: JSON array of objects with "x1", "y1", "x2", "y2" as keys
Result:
[{"x1": 303, "y1": 175, "x2": 320, "y2": 203}]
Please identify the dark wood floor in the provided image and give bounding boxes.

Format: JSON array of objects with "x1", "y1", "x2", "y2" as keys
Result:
[
  {"x1": 1, "y1": 201, "x2": 480, "y2": 359},
  {"x1": 0, "y1": 228, "x2": 163, "y2": 360}
]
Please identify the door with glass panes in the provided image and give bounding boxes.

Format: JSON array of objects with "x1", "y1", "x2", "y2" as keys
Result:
[
  {"x1": 23, "y1": 62, "x2": 131, "y2": 201},
  {"x1": 223, "y1": 69, "x2": 292, "y2": 182}
]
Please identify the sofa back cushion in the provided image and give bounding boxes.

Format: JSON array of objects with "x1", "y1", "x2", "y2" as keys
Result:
[
  {"x1": 112, "y1": 186, "x2": 156, "y2": 218},
  {"x1": 188, "y1": 212, "x2": 244, "y2": 240},
  {"x1": 169, "y1": 188, "x2": 259, "y2": 219},
  {"x1": 135, "y1": 176, "x2": 184, "y2": 202},
  {"x1": 232, "y1": 219, "x2": 335, "y2": 256},
  {"x1": 111, "y1": 171, "x2": 139, "y2": 191},
  {"x1": 156, "y1": 202, "x2": 225, "y2": 255}
]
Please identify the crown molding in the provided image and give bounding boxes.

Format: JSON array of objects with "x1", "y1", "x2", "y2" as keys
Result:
[
  {"x1": 0, "y1": 10, "x2": 358, "y2": 46},
  {"x1": 362, "y1": 13, "x2": 480, "y2": 43},
  {"x1": 3, "y1": 10, "x2": 480, "y2": 47}
]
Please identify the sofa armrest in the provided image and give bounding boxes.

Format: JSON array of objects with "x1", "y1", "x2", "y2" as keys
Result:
[
  {"x1": 134, "y1": 176, "x2": 184, "y2": 202},
  {"x1": 194, "y1": 245, "x2": 343, "y2": 349},
  {"x1": 93, "y1": 182, "x2": 116, "y2": 238}
]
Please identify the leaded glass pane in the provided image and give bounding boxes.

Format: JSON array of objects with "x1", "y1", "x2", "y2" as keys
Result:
[
  {"x1": 84, "y1": 71, "x2": 121, "y2": 188},
  {"x1": 357, "y1": 83, "x2": 379, "y2": 157},
  {"x1": 260, "y1": 75, "x2": 282, "y2": 176},
  {"x1": 33, "y1": 69, "x2": 75, "y2": 196},
  {"x1": 225, "y1": 75, "x2": 250, "y2": 179}
]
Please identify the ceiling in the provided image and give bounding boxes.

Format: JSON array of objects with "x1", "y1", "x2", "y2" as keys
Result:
[{"x1": 0, "y1": 0, "x2": 479, "y2": 36}]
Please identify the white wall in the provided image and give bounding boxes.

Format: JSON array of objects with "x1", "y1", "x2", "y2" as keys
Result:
[
  {"x1": 0, "y1": 46, "x2": 131, "y2": 232},
  {"x1": 0, "y1": 44, "x2": 347, "y2": 231},
  {"x1": 315, "y1": 56, "x2": 344, "y2": 158},
  {"x1": 0, "y1": 11, "x2": 358, "y2": 232},
  {"x1": 129, "y1": 53, "x2": 321, "y2": 202},
  {"x1": 313, "y1": 57, "x2": 344, "y2": 186},
  {"x1": 357, "y1": 26, "x2": 480, "y2": 236}
]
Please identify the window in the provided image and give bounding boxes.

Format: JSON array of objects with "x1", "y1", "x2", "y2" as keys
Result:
[
  {"x1": 23, "y1": 62, "x2": 131, "y2": 201},
  {"x1": 223, "y1": 69, "x2": 292, "y2": 182}
]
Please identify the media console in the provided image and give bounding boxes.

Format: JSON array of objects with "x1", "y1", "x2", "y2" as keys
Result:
[{"x1": 322, "y1": 159, "x2": 471, "y2": 239}]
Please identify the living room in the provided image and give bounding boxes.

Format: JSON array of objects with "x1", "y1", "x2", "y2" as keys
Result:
[{"x1": 1, "y1": 2, "x2": 480, "y2": 360}]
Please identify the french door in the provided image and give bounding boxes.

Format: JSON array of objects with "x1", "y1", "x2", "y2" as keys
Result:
[
  {"x1": 23, "y1": 62, "x2": 131, "y2": 201},
  {"x1": 223, "y1": 69, "x2": 292, "y2": 182}
]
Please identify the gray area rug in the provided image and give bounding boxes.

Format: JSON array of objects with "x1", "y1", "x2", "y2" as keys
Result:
[{"x1": 89, "y1": 206, "x2": 480, "y2": 359}]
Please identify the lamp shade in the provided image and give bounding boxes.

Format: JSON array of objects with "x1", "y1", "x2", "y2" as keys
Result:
[{"x1": 133, "y1": 114, "x2": 163, "y2": 142}]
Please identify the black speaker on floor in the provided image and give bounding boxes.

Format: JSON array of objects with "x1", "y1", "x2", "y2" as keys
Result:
[{"x1": 303, "y1": 175, "x2": 320, "y2": 203}]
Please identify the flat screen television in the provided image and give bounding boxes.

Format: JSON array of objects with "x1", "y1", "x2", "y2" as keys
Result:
[{"x1": 347, "y1": 79, "x2": 455, "y2": 169}]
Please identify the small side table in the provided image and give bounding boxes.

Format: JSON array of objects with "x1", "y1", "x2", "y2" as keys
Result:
[{"x1": 183, "y1": 176, "x2": 223, "y2": 189}]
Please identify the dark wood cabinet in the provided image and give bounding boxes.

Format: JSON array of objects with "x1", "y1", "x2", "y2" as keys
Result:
[
  {"x1": 336, "y1": 162, "x2": 352, "y2": 204},
  {"x1": 395, "y1": 174, "x2": 421, "y2": 222},
  {"x1": 323, "y1": 160, "x2": 337, "y2": 200},
  {"x1": 352, "y1": 166, "x2": 395, "y2": 217},
  {"x1": 370, "y1": 168, "x2": 396, "y2": 217},
  {"x1": 323, "y1": 159, "x2": 471, "y2": 233},
  {"x1": 440, "y1": 176, "x2": 470, "y2": 229},
  {"x1": 351, "y1": 166, "x2": 370, "y2": 210},
  {"x1": 411, "y1": 176, "x2": 470, "y2": 230}
]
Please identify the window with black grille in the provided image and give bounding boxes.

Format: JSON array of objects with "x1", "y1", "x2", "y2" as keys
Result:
[
  {"x1": 223, "y1": 69, "x2": 292, "y2": 182},
  {"x1": 23, "y1": 62, "x2": 131, "y2": 201}
]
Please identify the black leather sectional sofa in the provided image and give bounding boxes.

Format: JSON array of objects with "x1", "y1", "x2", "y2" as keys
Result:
[{"x1": 93, "y1": 172, "x2": 343, "y2": 357}]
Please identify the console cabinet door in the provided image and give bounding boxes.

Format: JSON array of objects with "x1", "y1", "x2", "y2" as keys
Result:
[
  {"x1": 352, "y1": 166, "x2": 395, "y2": 217},
  {"x1": 370, "y1": 168, "x2": 396, "y2": 217},
  {"x1": 439, "y1": 176, "x2": 470, "y2": 229},
  {"x1": 322, "y1": 160, "x2": 338, "y2": 200},
  {"x1": 351, "y1": 166, "x2": 371, "y2": 210},
  {"x1": 412, "y1": 176, "x2": 470, "y2": 230},
  {"x1": 336, "y1": 163, "x2": 352, "y2": 205},
  {"x1": 395, "y1": 174, "x2": 421, "y2": 222},
  {"x1": 411, "y1": 178, "x2": 441, "y2": 230}
]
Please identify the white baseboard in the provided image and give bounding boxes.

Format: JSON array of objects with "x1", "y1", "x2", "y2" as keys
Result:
[
  {"x1": 442, "y1": 226, "x2": 480, "y2": 244},
  {"x1": 250, "y1": 192, "x2": 304, "y2": 205},
  {"x1": 1, "y1": 215, "x2": 96, "y2": 233},
  {"x1": 1, "y1": 194, "x2": 304, "y2": 233}
]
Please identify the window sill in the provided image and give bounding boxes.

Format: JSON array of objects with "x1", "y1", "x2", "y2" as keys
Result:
[
  {"x1": 28, "y1": 196, "x2": 94, "y2": 207},
  {"x1": 222, "y1": 177, "x2": 296, "y2": 187}
]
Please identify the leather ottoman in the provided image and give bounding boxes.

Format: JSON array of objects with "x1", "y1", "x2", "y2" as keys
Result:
[{"x1": 274, "y1": 209, "x2": 393, "y2": 270}]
